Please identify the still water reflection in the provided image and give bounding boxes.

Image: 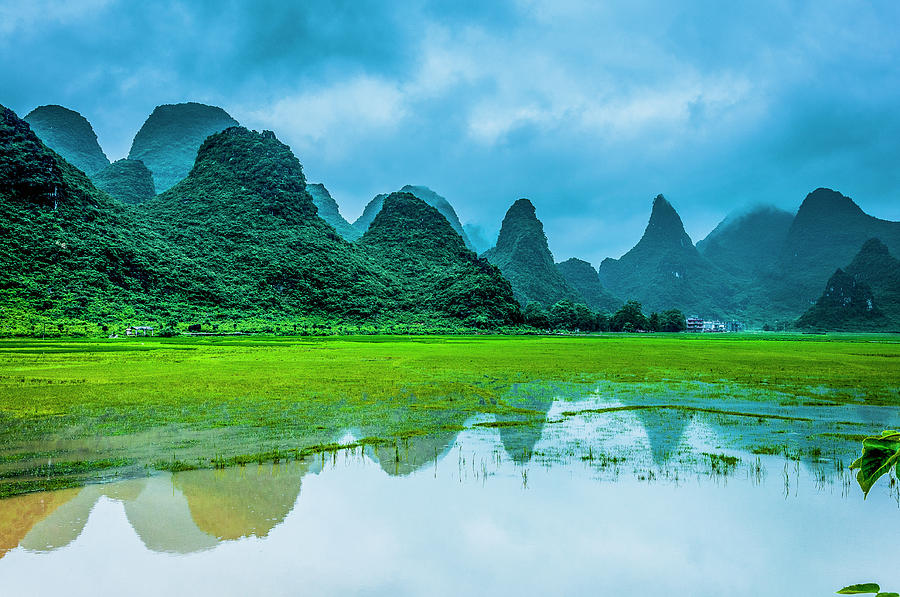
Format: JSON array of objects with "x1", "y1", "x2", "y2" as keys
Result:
[{"x1": 1, "y1": 396, "x2": 899, "y2": 596}]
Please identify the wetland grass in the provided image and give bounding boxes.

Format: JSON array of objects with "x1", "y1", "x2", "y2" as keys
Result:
[{"x1": 0, "y1": 334, "x2": 898, "y2": 496}]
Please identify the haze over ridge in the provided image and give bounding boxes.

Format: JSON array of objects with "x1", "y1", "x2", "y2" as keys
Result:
[{"x1": 4, "y1": 0, "x2": 900, "y2": 263}]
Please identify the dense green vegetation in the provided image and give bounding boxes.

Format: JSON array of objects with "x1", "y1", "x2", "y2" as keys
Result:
[
  {"x1": 484, "y1": 198, "x2": 585, "y2": 307},
  {"x1": 599, "y1": 195, "x2": 739, "y2": 318},
  {"x1": 353, "y1": 185, "x2": 473, "y2": 249},
  {"x1": 0, "y1": 105, "x2": 527, "y2": 333},
  {"x1": 23, "y1": 105, "x2": 109, "y2": 175},
  {"x1": 358, "y1": 192, "x2": 521, "y2": 325},
  {"x1": 305, "y1": 182, "x2": 361, "y2": 241},
  {"x1": 556, "y1": 257, "x2": 621, "y2": 312},
  {"x1": 0, "y1": 104, "x2": 209, "y2": 333},
  {"x1": 91, "y1": 158, "x2": 155, "y2": 204},
  {"x1": 128, "y1": 102, "x2": 238, "y2": 192},
  {"x1": 797, "y1": 239, "x2": 900, "y2": 331},
  {"x1": 0, "y1": 333, "x2": 897, "y2": 497}
]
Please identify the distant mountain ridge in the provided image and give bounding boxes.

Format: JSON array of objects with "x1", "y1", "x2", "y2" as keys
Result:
[
  {"x1": 353, "y1": 185, "x2": 473, "y2": 249},
  {"x1": 92, "y1": 159, "x2": 155, "y2": 205},
  {"x1": 555, "y1": 258, "x2": 621, "y2": 313},
  {"x1": 24, "y1": 105, "x2": 109, "y2": 175},
  {"x1": 129, "y1": 102, "x2": 238, "y2": 193},
  {"x1": 778, "y1": 188, "x2": 900, "y2": 306},
  {"x1": 306, "y1": 183, "x2": 361, "y2": 241}
]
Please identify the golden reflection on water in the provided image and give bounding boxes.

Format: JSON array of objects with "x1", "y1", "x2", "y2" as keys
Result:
[{"x1": 0, "y1": 488, "x2": 80, "y2": 558}]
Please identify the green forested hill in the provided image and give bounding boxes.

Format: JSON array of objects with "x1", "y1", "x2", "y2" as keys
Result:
[
  {"x1": 0, "y1": 105, "x2": 211, "y2": 328},
  {"x1": 798, "y1": 238, "x2": 900, "y2": 330},
  {"x1": 91, "y1": 158, "x2": 156, "y2": 204},
  {"x1": 24, "y1": 105, "x2": 109, "y2": 175},
  {"x1": 483, "y1": 198, "x2": 584, "y2": 307},
  {"x1": 306, "y1": 183, "x2": 361, "y2": 241},
  {"x1": 598, "y1": 195, "x2": 737, "y2": 316},
  {"x1": 778, "y1": 188, "x2": 900, "y2": 306},
  {"x1": 141, "y1": 126, "x2": 394, "y2": 319},
  {"x1": 555, "y1": 258, "x2": 621, "y2": 313},
  {"x1": 353, "y1": 185, "x2": 473, "y2": 249},
  {"x1": 1, "y1": 105, "x2": 528, "y2": 333},
  {"x1": 128, "y1": 102, "x2": 238, "y2": 193},
  {"x1": 796, "y1": 268, "x2": 887, "y2": 331},
  {"x1": 359, "y1": 192, "x2": 521, "y2": 325}
]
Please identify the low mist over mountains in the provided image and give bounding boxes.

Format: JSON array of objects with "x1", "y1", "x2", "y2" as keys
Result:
[
  {"x1": 697, "y1": 205, "x2": 793, "y2": 279},
  {"x1": 3, "y1": 99, "x2": 900, "y2": 333}
]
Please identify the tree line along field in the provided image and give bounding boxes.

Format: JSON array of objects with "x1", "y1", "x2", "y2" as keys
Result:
[{"x1": 0, "y1": 334, "x2": 898, "y2": 497}]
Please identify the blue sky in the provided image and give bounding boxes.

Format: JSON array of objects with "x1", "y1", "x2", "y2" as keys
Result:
[{"x1": 3, "y1": 0, "x2": 899, "y2": 263}]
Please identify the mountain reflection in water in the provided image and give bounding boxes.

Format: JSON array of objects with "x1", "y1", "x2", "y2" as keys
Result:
[{"x1": 1, "y1": 394, "x2": 899, "y2": 597}]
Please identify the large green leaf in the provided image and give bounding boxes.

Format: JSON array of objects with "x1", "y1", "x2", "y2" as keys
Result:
[
  {"x1": 837, "y1": 583, "x2": 880, "y2": 594},
  {"x1": 849, "y1": 431, "x2": 900, "y2": 497}
]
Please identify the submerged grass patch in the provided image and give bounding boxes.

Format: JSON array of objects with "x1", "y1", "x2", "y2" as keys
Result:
[{"x1": 0, "y1": 333, "x2": 898, "y2": 496}]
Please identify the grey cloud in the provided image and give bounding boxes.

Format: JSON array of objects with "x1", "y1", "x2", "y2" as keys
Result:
[{"x1": 3, "y1": 0, "x2": 899, "y2": 264}]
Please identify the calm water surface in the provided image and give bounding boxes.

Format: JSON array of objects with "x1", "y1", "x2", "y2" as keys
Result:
[{"x1": 1, "y1": 390, "x2": 899, "y2": 596}]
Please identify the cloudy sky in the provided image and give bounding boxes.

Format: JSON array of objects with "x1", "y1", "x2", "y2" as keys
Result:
[{"x1": 3, "y1": 0, "x2": 899, "y2": 262}]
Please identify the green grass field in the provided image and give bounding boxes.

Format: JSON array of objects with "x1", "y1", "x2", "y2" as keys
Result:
[{"x1": 1, "y1": 333, "x2": 898, "y2": 497}]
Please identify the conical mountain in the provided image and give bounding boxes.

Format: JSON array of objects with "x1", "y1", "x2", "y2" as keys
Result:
[
  {"x1": 697, "y1": 205, "x2": 793, "y2": 279},
  {"x1": 482, "y1": 198, "x2": 584, "y2": 307},
  {"x1": 0, "y1": 104, "x2": 204, "y2": 321},
  {"x1": 778, "y1": 188, "x2": 900, "y2": 305},
  {"x1": 353, "y1": 185, "x2": 473, "y2": 249},
  {"x1": 845, "y1": 239, "x2": 900, "y2": 318},
  {"x1": 143, "y1": 126, "x2": 393, "y2": 318},
  {"x1": 798, "y1": 238, "x2": 900, "y2": 330},
  {"x1": 359, "y1": 192, "x2": 521, "y2": 325},
  {"x1": 796, "y1": 268, "x2": 886, "y2": 331},
  {"x1": 24, "y1": 105, "x2": 109, "y2": 175},
  {"x1": 399, "y1": 185, "x2": 473, "y2": 249},
  {"x1": 128, "y1": 102, "x2": 238, "y2": 192},
  {"x1": 91, "y1": 158, "x2": 155, "y2": 204},
  {"x1": 306, "y1": 183, "x2": 361, "y2": 241},
  {"x1": 598, "y1": 195, "x2": 736, "y2": 315},
  {"x1": 555, "y1": 258, "x2": 621, "y2": 313}
]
